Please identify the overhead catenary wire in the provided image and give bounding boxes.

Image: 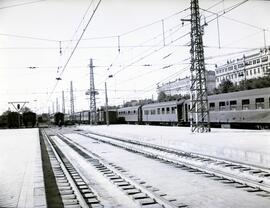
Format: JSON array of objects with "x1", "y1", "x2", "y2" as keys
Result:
[{"x1": 47, "y1": 0, "x2": 102, "y2": 102}]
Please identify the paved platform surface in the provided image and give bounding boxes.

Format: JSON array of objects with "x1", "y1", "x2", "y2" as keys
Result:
[
  {"x1": 0, "y1": 128, "x2": 46, "y2": 208},
  {"x1": 78, "y1": 125, "x2": 270, "y2": 168}
]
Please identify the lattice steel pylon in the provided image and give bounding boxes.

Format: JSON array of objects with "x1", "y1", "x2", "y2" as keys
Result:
[
  {"x1": 70, "y1": 81, "x2": 75, "y2": 119},
  {"x1": 189, "y1": 0, "x2": 210, "y2": 132},
  {"x1": 89, "y1": 58, "x2": 97, "y2": 125}
]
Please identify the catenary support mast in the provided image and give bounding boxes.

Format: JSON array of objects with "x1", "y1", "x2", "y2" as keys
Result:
[
  {"x1": 189, "y1": 0, "x2": 210, "y2": 132},
  {"x1": 70, "y1": 81, "x2": 75, "y2": 119},
  {"x1": 89, "y1": 58, "x2": 97, "y2": 125}
]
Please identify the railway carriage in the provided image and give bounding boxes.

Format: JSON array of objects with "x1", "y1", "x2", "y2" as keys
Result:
[
  {"x1": 117, "y1": 106, "x2": 142, "y2": 124},
  {"x1": 207, "y1": 87, "x2": 270, "y2": 129},
  {"x1": 142, "y1": 101, "x2": 179, "y2": 125}
]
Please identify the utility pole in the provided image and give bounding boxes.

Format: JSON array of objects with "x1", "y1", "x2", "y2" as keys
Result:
[
  {"x1": 105, "y1": 82, "x2": 109, "y2": 126},
  {"x1": 89, "y1": 58, "x2": 97, "y2": 125},
  {"x1": 62, "y1": 90, "x2": 65, "y2": 114},
  {"x1": 52, "y1": 102, "x2": 55, "y2": 114},
  {"x1": 56, "y1": 97, "x2": 59, "y2": 112},
  {"x1": 186, "y1": 0, "x2": 211, "y2": 132},
  {"x1": 70, "y1": 81, "x2": 75, "y2": 120}
]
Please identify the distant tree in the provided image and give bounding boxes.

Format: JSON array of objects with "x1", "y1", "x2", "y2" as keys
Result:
[
  {"x1": 23, "y1": 111, "x2": 36, "y2": 127},
  {"x1": 218, "y1": 79, "x2": 236, "y2": 93},
  {"x1": 7, "y1": 112, "x2": 20, "y2": 128},
  {"x1": 157, "y1": 91, "x2": 167, "y2": 101}
]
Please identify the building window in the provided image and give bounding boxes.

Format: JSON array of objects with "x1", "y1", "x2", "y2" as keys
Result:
[
  {"x1": 255, "y1": 98, "x2": 264, "y2": 109},
  {"x1": 257, "y1": 59, "x2": 260, "y2": 63},
  {"x1": 219, "y1": 101, "x2": 226, "y2": 111},
  {"x1": 229, "y1": 100, "x2": 237, "y2": 110},
  {"x1": 258, "y1": 68, "x2": 260, "y2": 73},
  {"x1": 262, "y1": 56, "x2": 268, "y2": 62},
  {"x1": 234, "y1": 65, "x2": 237, "y2": 69},
  {"x1": 246, "y1": 70, "x2": 249, "y2": 76},
  {"x1": 254, "y1": 68, "x2": 256, "y2": 74},
  {"x1": 253, "y1": 60, "x2": 256, "y2": 64},
  {"x1": 242, "y1": 99, "x2": 250, "y2": 110},
  {"x1": 250, "y1": 70, "x2": 252, "y2": 75},
  {"x1": 209, "y1": 102, "x2": 215, "y2": 111}
]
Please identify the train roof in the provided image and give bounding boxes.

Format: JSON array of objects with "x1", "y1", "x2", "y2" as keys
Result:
[
  {"x1": 142, "y1": 100, "x2": 184, "y2": 108},
  {"x1": 208, "y1": 87, "x2": 270, "y2": 101},
  {"x1": 118, "y1": 105, "x2": 141, "y2": 111}
]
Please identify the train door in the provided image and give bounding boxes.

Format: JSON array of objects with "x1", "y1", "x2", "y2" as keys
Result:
[
  {"x1": 138, "y1": 106, "x2": 143, "y2": 124},
  {"x1": 177, "y1": 103, "x2": 183, "y2": 124}
]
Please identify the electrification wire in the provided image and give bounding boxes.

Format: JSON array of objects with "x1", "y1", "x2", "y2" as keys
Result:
[
  {"x1": 0, "y1": 33, "x2": 59, "y2": 42},
  {"x1": 61, "y1": 0, "x2": 95, "y2": 55},
  {"x1": 47, "y1": 0, "x2": 102, "y2": 101},
  {"x1": 0, "y1": 0, "x2": 45, "y2": 9}
]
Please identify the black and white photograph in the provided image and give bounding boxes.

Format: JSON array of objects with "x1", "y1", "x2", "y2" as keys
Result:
[{"x1": 0, "y1": 0, "x2": 270, "y2": 207}]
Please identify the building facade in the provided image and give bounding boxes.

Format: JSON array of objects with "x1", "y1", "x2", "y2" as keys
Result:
[
  {"x1": 157, "y1": 70, "x2": 216, "y2": 96},
  {"x1": 215, "y1": 47, "x2": 270, "y2": 87}
]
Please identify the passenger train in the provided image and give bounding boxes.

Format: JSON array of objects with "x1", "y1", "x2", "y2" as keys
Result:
[{"x1": 72, "y1": 87, "x2": 270, "y2": 129}]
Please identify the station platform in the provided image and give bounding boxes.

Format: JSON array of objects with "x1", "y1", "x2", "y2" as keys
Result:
[
  {"x1": 78, "y1": 125, "x2": 270, "y2": 169},
  {"x1": 0, "y1": 128, "x2": 46, "y2": 208}
]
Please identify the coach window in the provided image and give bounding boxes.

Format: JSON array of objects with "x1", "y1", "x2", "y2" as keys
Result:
[
  {"x1": 209, "y1": 102, "x2": 215, "y2": 111},
  {"x1": 134, "y1": 110, "x2": 136, "y2": 114},
  {"x1": 150, "y1": 109, "x2": 156, "y2": 115},
  {"x1": 161, "y1": 108, "x2": 165, "y2": 114},
  {"x1": 171, "y1": 107, "x2": 176, "y2": 114},
  {"x1": 144, "y1": 110, "x2": 149, "y2": 115},
  {"x1": 157, "y1": 108, "x2": 160, "y2": 114},
  {"x1": 255, "y1": 98, "x2": 264, "y2": 109},
  {"x1": 229, "y1": 100, "x2": 237, "y2": 110},
  {"x1": 166, "y1": 107, "x2": 170, "y2": 114},
  {"x1": 242, "y1": 99, "x2": 250, "y2": 110},
  {"x1": 219, "y1": 101, "x2": 226, "y2": 111}
]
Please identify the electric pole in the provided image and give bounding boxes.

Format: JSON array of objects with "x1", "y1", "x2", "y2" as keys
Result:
[
  {"x1": 52, "y1": 102, "x2": 55, "y2": 114},
  {"x1": 70, "y1": 81, "x2": 75, "y2": 120},
  {"x1": 56, "y1": 97, "x2": 59, "y2": 112},
  {"x1": 89, "y1": 58, "x2": 97, "y2": 125},
  {"x1": 105, "y1": 82, "x2": 109, "y2": 126},
  {"x1": 62, "y1": 90, "x2": 65, "y2": 114},
  {"x1": 189, "y1": 0, "x2": 210, "y2": 132}
]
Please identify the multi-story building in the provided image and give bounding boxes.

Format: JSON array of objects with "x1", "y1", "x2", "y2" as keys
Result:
[
  {"x1": 157, "y1": 70, "x2": 216, "y2": 96},
  {"x1": 215, "y1": 47, "x2": 270, "y2": 87}
]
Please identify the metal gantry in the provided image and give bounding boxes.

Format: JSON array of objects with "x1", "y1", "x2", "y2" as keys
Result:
[
  {"x1": 189, "y1": 0, "x2": 210, "y2": 132},
  {"x1": 89, "y1": 58, "x2": 97, "y2": 125}
]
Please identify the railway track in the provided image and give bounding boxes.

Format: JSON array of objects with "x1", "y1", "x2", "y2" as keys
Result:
[
  {"x1": 43, "y1": 129, "x2": 189, "y2": 208},
  {"x1": 73, "y1": 130, "x2": 270, "y2": 198},
  {"x1": 40, "y1": 129, "x2": 102, "y2": 208}
]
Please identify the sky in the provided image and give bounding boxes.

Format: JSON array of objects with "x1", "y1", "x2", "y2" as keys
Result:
[{"x1": 0, "y1": 0, "x2": 270, "y2": 114}]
